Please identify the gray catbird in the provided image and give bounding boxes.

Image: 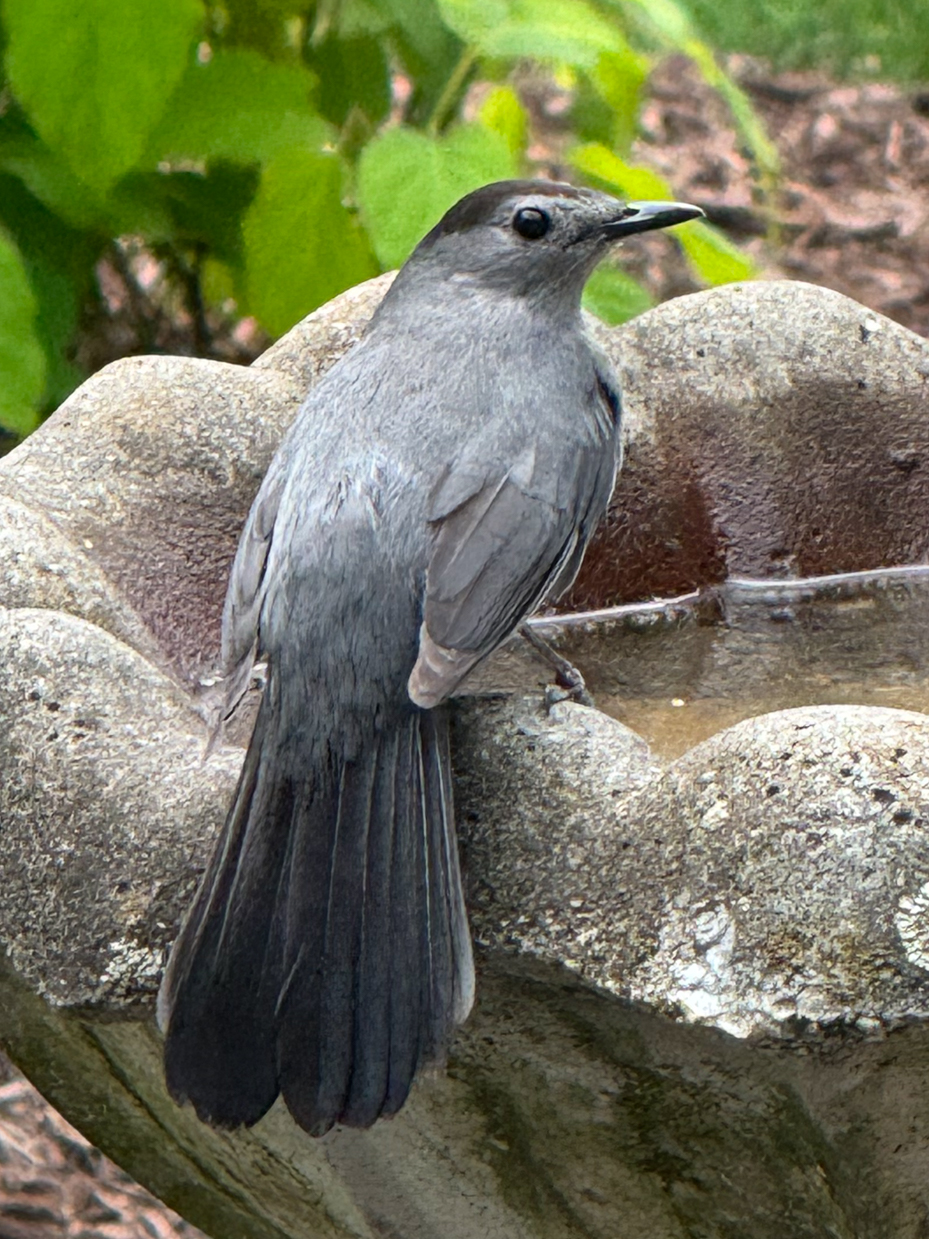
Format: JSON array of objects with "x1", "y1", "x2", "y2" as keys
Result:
[{"x1": 159, "y1": 179, "x2": 702, "y2": 1136}]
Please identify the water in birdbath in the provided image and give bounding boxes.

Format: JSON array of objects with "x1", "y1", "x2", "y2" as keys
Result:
[{"x1": 473, "y1": 567, "x2": 929, "y2": 760}]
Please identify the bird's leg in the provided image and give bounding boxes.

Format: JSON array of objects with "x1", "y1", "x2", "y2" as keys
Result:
[{"x1": 518, "y1": 624, "x2": 594, "y2": 708}]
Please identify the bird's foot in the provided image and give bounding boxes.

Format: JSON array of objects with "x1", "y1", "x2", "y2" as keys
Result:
[{"x1": 518, "y1": 624, "x2": 595, "y2": 708}]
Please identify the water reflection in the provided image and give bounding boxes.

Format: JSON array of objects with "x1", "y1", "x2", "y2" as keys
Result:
[{"x1": 474, "y1": 566, "x2": 929, "y2": 761}]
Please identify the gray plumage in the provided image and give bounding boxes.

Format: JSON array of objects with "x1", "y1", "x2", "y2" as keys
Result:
[{"x1": 158, "y1": 180, "x2": 702, "y2": 1135}]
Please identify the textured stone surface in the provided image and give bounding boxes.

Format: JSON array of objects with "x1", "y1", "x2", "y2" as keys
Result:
[
  {"x1": 572, "y1": 281, "x2": 929, "y2": 607},
  {"x1": 452, "y1": 697, "x2": 671, "y2": 981},
  {"x1": 0, "y1": 491, "x2": 158, "y2": 661},
  {"x1": 0, "y1": 358, "x2": 304, "y2": 685},
  {"x1": 1, "y1": 276, "x2": 929, "y2": 1236},
  {"x1": 455, "y1": 698, "x2": 929, "y2": 1039},
  {"x1": 628, "y1": 704, "x2": 929, "y2": 1036},
  {"x1": 0, "y1": 607, "x2": 239, "y2": 1007},
  {"x1": 11, "y1": 950, "x2": 917, "y2": 1239}
]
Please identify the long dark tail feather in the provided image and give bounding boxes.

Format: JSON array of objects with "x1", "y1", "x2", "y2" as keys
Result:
[
  {"x1": 159, "y1": 688, "x2": 291, "y2": 1126},
  {"x1": 159, "y1": 688, "x2": 474, "y2": 1135}
]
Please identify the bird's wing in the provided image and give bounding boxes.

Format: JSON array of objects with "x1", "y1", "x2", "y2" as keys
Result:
[
  {"x1": 408, "y1": 433, "x2": 613, "y2": 708},
  {"x1": 220, "y1": 463, "x2": 286, "y2": 717}
]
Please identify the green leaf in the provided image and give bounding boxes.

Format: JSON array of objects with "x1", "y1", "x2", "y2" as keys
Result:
[
  {"x1": 0, "y1": 115, "x2": 182, "y2": 239},
  {"x1": 311, "y1": 35, "x2": 391, "y2": 127},
  {"x1": 149, "y1": 165, "x2": 261, "y2": 263},
  {"x1": 22, "y1": 261, "x2": 83, "y2": 412},
  {"x1": 147, "y1": 48, "x2": 328, "y2": 166},
  {"x1": 570, "y1": 141, "x2": 672, "y2": 199},
  {"x1": 583, "y1": 263, "x2": 653, "y2": 325},
  {"x1": 0, "y1": 228, "x2": 46, "y2": 435},
  {"x1": 478, "y1": 85, "x2": 528, "y2": 157},
  {"x1": 571, "y1": 143, "x2": 754, "y2": 285},
  {"x1": 201, "y1": 257, "x2": 237, "y2": 307},
  {"x1": 612, "y1": 0, "x2": 696, "y2": 48},
  {"x1": 569, "y1": 79, "x2": 616, "y2": 149},
  {"x1": 224, "y1": 0, "x2": 310, "y2": 58},
  {"x1": 3, "y1": 0, "x2": 204, "y2": 191},
  {"x1": 0, "y1": 128, "x2": 104, "y2": 230},
  {"x1": 436, "y1": 0, "x2": 625, "y2": 67},
  {"x1": 372, "y1": 0, "x2": 460, "y2": 64},
  {"x1": 678, "y1": 220, "x2": 756, "y2": 285},
  {"x1": 242, "y1": 147, "x2": 377, "y2": 336},
  {"x1": 574, "y1": 142, "x2": 758, "y2": 284},
  {"x1": 377, "y1": 0, "x2": 464, "y2": 124},
  {"x1": 589, "y1": 47, "x2": 649, "y2": 154},
  {"x1": 0, "y1": 173, "x2": 95, "y2": 412},
  {"x1": 332, "y1": 0, "x2": 393, "y2": 37},
  {"x1": 103, "y1": 174, "x2": 178, "y2": 240},
  {"x1": 357, "y1": 124, "x2": 517, "y2": 268}
]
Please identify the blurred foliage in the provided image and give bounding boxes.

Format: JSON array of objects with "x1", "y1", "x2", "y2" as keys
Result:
[
  {"x1": 683, "y1": 0, "x2": 929, "y2": 82},
  {"x1": 572, "y1": 142, "x2": 756, "y2": 283},
  {"x1": 0, "y1": 0, "x2": 768, "y2": 436}
]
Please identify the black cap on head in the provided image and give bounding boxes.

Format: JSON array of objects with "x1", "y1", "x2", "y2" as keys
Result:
[
  {"x1": 418, "y1": 180, "x2": 584, "y2": 251},
  {"x1": 415, "y1": 179, "x2": 703, "y2": 256},
  {"x1": 385, "y1": 178, "x2": 703, "y2": 313}
]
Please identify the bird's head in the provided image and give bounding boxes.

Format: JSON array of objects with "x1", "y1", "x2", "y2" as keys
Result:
[{"x1": 396, "y1": 179, "x2": 704, "y2": 310}]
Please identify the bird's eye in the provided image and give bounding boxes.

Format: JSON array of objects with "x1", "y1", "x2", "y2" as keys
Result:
[{"x1": 513, "y1": 207, "x2": 550, "y2": 240}]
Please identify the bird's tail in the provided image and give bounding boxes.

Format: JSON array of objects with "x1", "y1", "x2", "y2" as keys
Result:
[{"x1": 159, "y1": 687, "x2": 474, "y2": 1135}]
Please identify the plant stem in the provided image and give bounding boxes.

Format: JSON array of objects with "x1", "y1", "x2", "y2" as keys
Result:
[{"x1": 428, "y1": 45, "x2": 479, "y2": 136}]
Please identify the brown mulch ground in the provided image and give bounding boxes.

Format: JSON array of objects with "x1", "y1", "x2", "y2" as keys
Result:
[
  {"x1": 6, "y1": 58, "x2": 928, "y2": 1239},
  {"x1": 521, "y1": 53, "x2": 929, "y2": 334},
  {"x1": 636, "y1": 55, "x2": 929, "y2": 336},
  {"x1": 80, "y1": 53, "x2": 929, "y2": 383},
  {"x1": 0, "y1": 1058, "x2": 199, "y2": 1239}
]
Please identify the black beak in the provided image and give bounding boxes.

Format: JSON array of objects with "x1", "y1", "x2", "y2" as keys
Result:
[{"x1": 602, "y1": 200, "x2": 705, "y2": 238}]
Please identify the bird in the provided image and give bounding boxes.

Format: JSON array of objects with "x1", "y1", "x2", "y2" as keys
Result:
[{"x1": 158, "y1": 179, "x2": 703, "y2": 1136}]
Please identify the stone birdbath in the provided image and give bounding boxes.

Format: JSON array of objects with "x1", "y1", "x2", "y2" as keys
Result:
[{"x1": 2, "y1": 274, "x2": 929, "y2": 1238}]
